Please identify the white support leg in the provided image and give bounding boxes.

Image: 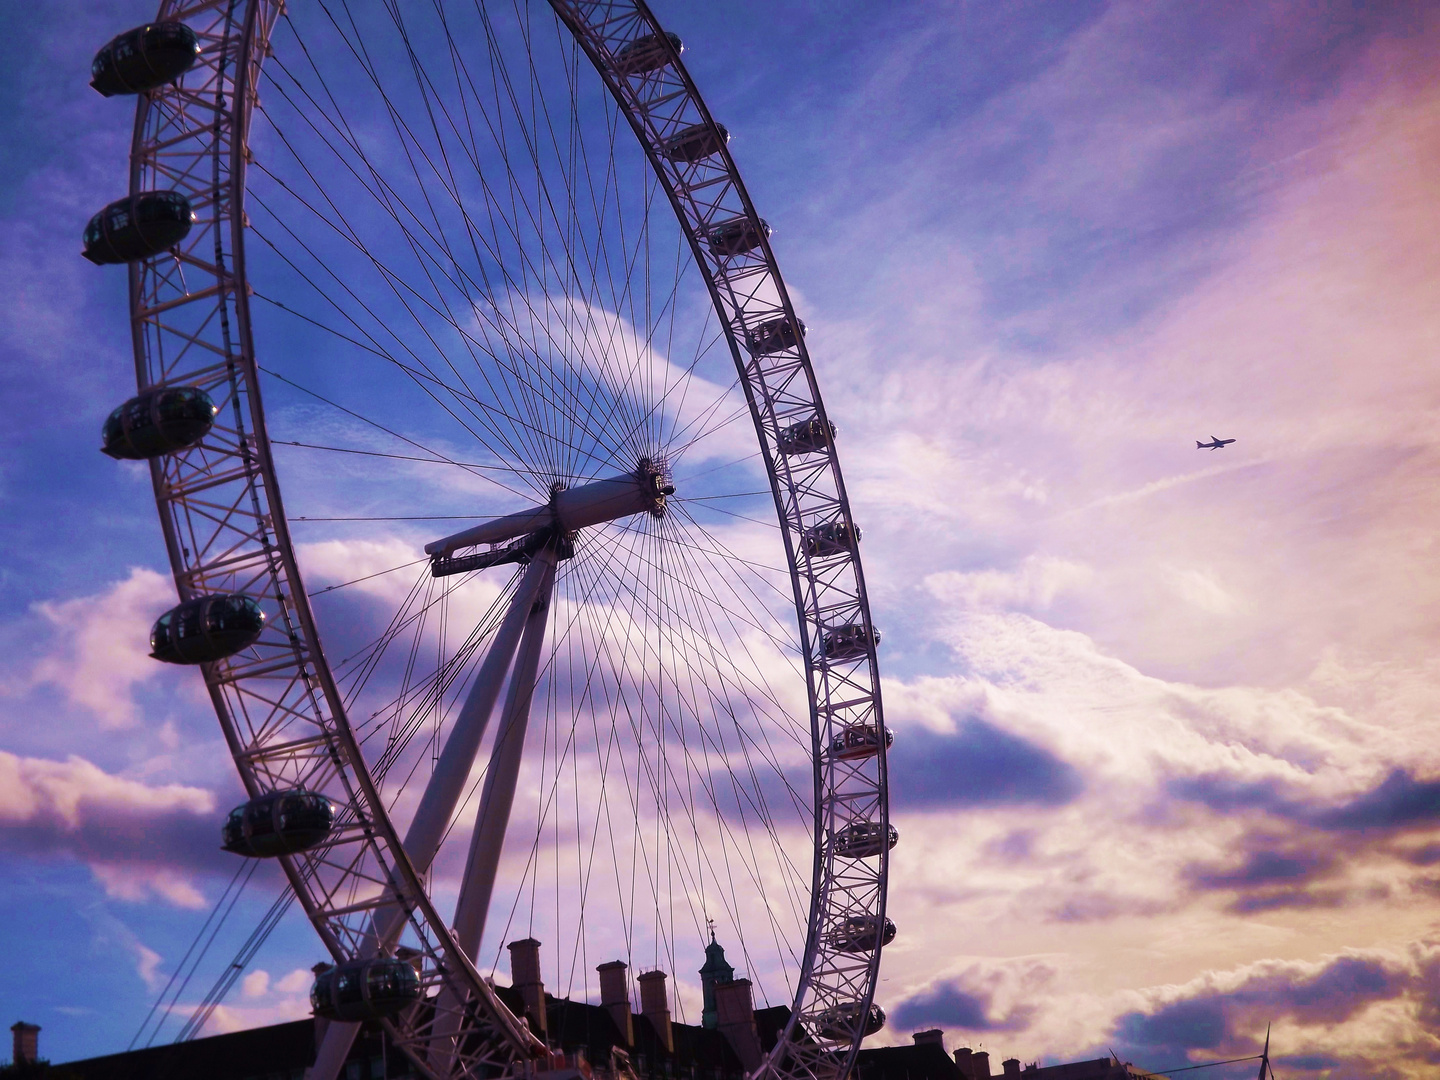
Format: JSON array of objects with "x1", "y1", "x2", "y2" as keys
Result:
[
  {"x1": 398, "y1": 551, "x2": 554, "y2": 879},
  {"x1": 429, "y1": 551, "x2": 557, "y2": 1072},
  {"x1": 452, "y1": 554, "x2": 556, "y2": 954},
  {"x1": 306, "y1": 554, "x2": 552, "y2": 1080}
]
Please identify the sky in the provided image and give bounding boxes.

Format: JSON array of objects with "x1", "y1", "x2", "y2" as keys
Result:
[{"x1": 3, "y1": 1, "x2": 1440, "y2": 1077}]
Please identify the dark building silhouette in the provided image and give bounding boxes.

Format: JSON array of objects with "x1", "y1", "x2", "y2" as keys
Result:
[{"x1": 6, "y1": 943, "x2": 1156, "y2": 1080}]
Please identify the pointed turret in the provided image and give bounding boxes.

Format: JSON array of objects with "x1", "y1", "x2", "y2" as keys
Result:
[{"x1": 699, "y1": 924, "x2": 734, "y2": 1029}]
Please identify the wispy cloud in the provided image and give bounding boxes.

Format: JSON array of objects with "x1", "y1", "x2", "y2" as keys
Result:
[{"x1": 29, "y1": 567, "x2": 174, "y2": 729}]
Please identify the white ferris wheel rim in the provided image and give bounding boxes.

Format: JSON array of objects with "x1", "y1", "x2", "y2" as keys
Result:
[{"x1": 116, "y1": 3, "x2": 891, "y2": 1078}]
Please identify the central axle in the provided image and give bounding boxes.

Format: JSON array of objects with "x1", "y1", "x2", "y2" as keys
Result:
[{"x1": 425, "y1": 461, "x2": 673, "y2": 570}]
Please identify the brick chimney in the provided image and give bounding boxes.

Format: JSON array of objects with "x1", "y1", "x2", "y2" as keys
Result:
[
  {"x1": 508, "y1": 938, "x2": 548, "y2": 1038},
  {"x1": 714, "y1": 978, "x2": 762, "y2": 1071},
  {"x1": 1003, "y1": 1059, "x2": 1021, "y2": 1078},
  {"x1": 637, "y1": 970, "x2": 673, "y2": 1053},
  {"x1": 597, "y1": 960, "x2": 633, "y2": 1044},
  {"x1": 11, "y1": 1023, "x2": 39, "y2": 1068},
  {"x1": 954, "y1": 1048, "x2": 974, "y2": 1078},
  {"x1": 972, "y1": 1051, "x2": 991, "y2": 1078},
  {"x1": 913, "y1": 1029, "x2": 944, "y2": 1049}
]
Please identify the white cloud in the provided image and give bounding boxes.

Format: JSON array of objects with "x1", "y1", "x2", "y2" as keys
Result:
[
  {"x1": 30, "y1": 567, "x2": 175, "y2": 729},
  {"x1": 91, "y1": 864, "x2": 207, "y2": 910},
  {"x1": 0, "y1": 750, "x2": 214, "y2": 826},
  {"x1": 927, "y1": 556, "x2": 1094, "y2": 613},
  {"x1": 132, "y1": 941, "x2": 165, "y2": 995},
  {"x1": 0, "y1": 750, "x2": 217, "y2": 908}
]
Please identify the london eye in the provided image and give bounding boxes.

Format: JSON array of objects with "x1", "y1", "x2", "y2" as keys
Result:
[{"x1": 86, "y1": 4, "x2": 891, "y2": 1080}]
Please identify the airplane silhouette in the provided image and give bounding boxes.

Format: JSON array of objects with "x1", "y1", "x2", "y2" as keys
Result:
[{"x1": 1197, "y1": 435, "x2": 1236, "y2": 450}]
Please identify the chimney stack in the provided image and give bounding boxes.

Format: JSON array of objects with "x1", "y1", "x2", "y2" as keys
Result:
[
  {"x1": 972, "y1": 1051, "x2": 991, "y2": 1078},
  {"x1": 954, "y1": 1049, "x2": 974, "y2": 1078},
  {"x1": 714, "y1": 979, "x2": 762, "y2": 1071},
  {"x1": 637, "y1": 970, "x2": 673, "y2": 1053},
  {"x1": 10, "y1": 1023, "x2": 39, "y2": 1068},
  {"x1": 597, "y1": 960, "x2": 633, "y2": 1045},
  {"x1": 913, "y1": 1029, "x2": 944, "y2": 1049},
  {"x1": 508, "y1": 939, "x2": 548, "y2": 1038},
  {"x1": 1002, "y1": 1060, "x2": 1021, "y2": 1078}
]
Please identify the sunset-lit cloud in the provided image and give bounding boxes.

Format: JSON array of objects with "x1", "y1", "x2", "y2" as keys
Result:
[
  {"x1": 4, "y1": 0, "x2": 1440, "y2": 1074},
  {"x1": 30, "y1": 567, "x2": 174, "y2": 729},
  {"x1": 0, "y1": 749, "x2": 220, "y2": 907}
]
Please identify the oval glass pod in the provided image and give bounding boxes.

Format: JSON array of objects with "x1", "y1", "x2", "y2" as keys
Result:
[
  {"x1": 821, "y1": 623, "x2": 880, "y2": 664},
  {"x1": 102, "y1": 385, "x2": 217, "y2": 460},
  {"x1": 827, "y1": 914, "x2": 897, "y2": 954},
  {"x1": 746, "y1": 316, "x2": 806, "y2": 356},
  {"x1": 222, "y1": 790, "x2": 338, "y2": 858},
  {"x1": 828, "y1": 723, "x2": 893, "y2": 762},
  {"x1": 661, "y1": 122, "x2": 729, "y2": 164},
  {"x1": 813, "y1": 1001, "x2": 886, "y2": 1042},
  {"x1": 776, "y1": 416, "x2": 835, "y2": 457},
  {"x1": 803, "y1": 519, "x2": 861, "y2": 558},
  {"x1": 83, "y1": 191, "x2": 195, "y2": 265},
  {"x1": 707, "y1": 216, "x2": 771, "y2": 257},
  {"x1": 612, "y1": 31, "x2": 683, "y2": 76},
  {"x1": 91, "y1": 22, "x2": 200, "y2": 97},
  {"x1": 311, "y1": 957, "x2": 422, "y2": 1022},
  {"x1": 150, "y1": 594, "x2": 266, "y2": 665},
  {"x1": 832, "y1": 820, "x2": 898, "y2": 860}
]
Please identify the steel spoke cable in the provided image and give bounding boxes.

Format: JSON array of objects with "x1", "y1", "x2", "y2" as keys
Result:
[
  {"x1": 270, "y1": 4, "x2": 714, "y2": 501},
  {"x1": 248, "y1": 183, "x2": 575, "y2": 486},
  {"x1": 365, "y1": 0, "x2": 567, "y2": 481},
  {"x1": 555, "y1": 524, "x2": 777, "y2": 979},
  {"x1": 129, "y1": 859, "x2": 258, "y2": 1049},
  {"x1": 650, "y1": 504, "x2": 804, "y2": 998},
  {"x1": 461, "y1": 0, "x2": 655, "y2": 461},
  {"x1": 257, "y1": 363, "x2": 538, "y2": 504},
  {"x1": 256, "y1": 62, "x2": 572, "y2": 488},
  {"x1": 653, "y1": 511, "x2": 814, "y2": 955},
  {"x1": 273, "y1": 438, "x2": 515, "y2": 474},
  {"x1": 338, "y1": 2, "x2": 652, "y2": 481},
  {"x1": 285, "y1": 5, "x2": 584, "y2": 476}
]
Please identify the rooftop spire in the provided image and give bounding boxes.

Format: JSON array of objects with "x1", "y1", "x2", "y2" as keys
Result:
[{"x1": 698, "y1": 926, "x2": 735, "y2": 1029}]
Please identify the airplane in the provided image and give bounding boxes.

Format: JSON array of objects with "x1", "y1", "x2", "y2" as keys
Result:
[{"x1": 1197, "y1": 435, "x2": 1236, "y2": 450}]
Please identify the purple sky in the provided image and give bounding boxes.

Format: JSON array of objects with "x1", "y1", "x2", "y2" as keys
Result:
[{"x1": 4, "y1": 1, "x2": 1440, "y2": 1076}]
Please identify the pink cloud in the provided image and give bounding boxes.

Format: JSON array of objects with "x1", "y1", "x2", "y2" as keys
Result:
[
  {"x1": 0, "y1": 750, "x2": 220, "y2": 907},
  {"x1": 30, "y1": 567, "x2": 176, "y2": 729}
]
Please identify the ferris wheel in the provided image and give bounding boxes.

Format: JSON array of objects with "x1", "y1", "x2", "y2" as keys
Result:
[{"x1": 85, "y1": 3, "x2": 892, "y2": 1080}]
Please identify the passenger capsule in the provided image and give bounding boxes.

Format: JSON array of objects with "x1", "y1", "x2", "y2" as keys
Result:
[
  {"x1": 821, "y1": 623, "x2": 880, "y2": 664},
  {"x1": 612, "y1": 31, "x2": 683, "y2": 76},
  {"x1": 222, "y1": 789, "x2": 337, "y2": 858},
  {"x1": 311, "y1": 957, "x2": 422, "y2": 1022},
  {"x1": 776, "y1": 416, "x2": 835, "y2": 457},
  {"x1": 832, "y1": 821, "x2": 899, "y2": 860},
  {"x1": 747, "y1": 316, "x2": 806, "y2": 356},
  {"x1": 90, "y1": 22, "x2": 201, "y2": 97},
  {"x1": 828, "y1": 723, "x2": 893, "y2": 762},
  {"x1": 102, "y1": 386, "x2": 217, "y2": 460},
  {"x1": 708, "y1": 217, "x2": 771, "y2": 257},
  {"x1": 83, "y1": 191, "x2": 195, "y2": 265},
  {"x1": 826, "y1": 915, "x2": 897, "y2": 955},
  {"x1": 661, "y1": 122, "x2": 729, "y2": 164},
  {"x1": 150, "y1": 594, "x2": 266, "y2": 665},
  {"x1": 813, "y1": 1001, "x2": 886, "y2": 1042},
  {"x1": 803, "y1": 519, "x2": 861, "y2": 558}
]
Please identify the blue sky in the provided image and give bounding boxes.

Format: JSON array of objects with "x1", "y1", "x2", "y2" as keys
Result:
[{"x1": 4, "y1": 1, "x2": 1440, "y2": 1076}]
